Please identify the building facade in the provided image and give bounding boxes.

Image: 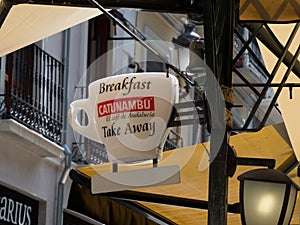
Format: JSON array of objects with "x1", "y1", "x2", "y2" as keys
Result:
[
  {"x1": 0, "y1": 10, "x2": 186, "y2": 224},
  {"x1": 0, "y1": 9, "x2": 284, "y2": 225}
]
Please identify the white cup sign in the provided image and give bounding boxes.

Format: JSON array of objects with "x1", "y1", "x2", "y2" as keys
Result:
[{"x1": 69, "y1": 73, "x2": 179, "y2": 163}]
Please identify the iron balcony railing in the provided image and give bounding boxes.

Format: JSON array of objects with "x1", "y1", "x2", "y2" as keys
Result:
[{"x1": 1, "y1": 44, "x2": 64, "y2": 144}]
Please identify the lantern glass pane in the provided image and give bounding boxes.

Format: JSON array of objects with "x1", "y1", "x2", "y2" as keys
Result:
[
  {"x1": 283, "y1": 186, "x2": 297, "y2": 225},
  {"x1": 243, "y1": 180, "x2": 285, "y2": 225},
  {"x1": 177, "y1": 47, "x2": 189, "y2": 70}
]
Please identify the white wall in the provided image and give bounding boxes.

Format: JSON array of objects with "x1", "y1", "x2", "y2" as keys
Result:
[{"x1": 0, "y1": 140, "x2": 65, "y2": 225}]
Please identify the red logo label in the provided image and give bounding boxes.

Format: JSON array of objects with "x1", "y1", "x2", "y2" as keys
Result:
[{"x1": 97, "y1": 97, "x2": 155, "y2": 117}]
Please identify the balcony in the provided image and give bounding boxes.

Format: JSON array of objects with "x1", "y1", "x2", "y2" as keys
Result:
[{"x1": 1, "y1": 44, "x2": 64, "y2": 145}]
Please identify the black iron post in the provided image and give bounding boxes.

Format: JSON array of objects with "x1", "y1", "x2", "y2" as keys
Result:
[{"x1": 203, "y1": 0, "x2": 237, "y2": 224}]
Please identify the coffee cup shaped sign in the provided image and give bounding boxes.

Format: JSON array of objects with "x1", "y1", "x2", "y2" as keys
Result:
[{"x1": 69, "y1": 72, "x2": 179, "y2": 163}]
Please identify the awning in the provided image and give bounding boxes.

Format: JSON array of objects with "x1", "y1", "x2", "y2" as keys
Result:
[
  {"x1": 0, "y1": 3, "x2": 102, "y2": 57},
  {"x1": 239, "y1": 0, "x2": 300, "y2": 23},
  {"x1": 69, "y1": 123, "x2": 299, "y2": 225}
]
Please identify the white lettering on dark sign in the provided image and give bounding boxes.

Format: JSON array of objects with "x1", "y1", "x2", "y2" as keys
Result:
[{"x1": 0, "y1": 196, "x2": 32, "y2": 225}]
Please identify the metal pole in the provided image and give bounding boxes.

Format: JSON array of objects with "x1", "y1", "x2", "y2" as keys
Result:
[
  {"x1": 56, "y1": 28, "x2": 71, "y2": 225},
  {"x1": 0, "y1": 56, "x2": 6, "y2": 95},
  {"x1": 203, "y1": 0, "x2": 237, "y2": 224},
  {"x1": 61, "y1": 28, "x2": 70, "y2": 144},
  {"x1": 56, "y1": 145, "x2": 72, "y2": 225},
  {"x1": 245, "y1": 23, "x2": 300, "y2": 79}
]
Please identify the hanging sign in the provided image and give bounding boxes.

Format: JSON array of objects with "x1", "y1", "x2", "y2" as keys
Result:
[{"x1": 69, "y1": 72, "x2": 179, "y2": 163}]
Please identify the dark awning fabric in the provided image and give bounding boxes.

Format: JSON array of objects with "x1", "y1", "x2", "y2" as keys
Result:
[{"x1": 67, "y1": 181, "x2": 172, "y2": 225}]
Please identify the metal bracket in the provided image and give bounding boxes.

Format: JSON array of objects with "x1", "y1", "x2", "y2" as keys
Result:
[{"x1": 109, "y1": 9, "x2": 147, "y2": 41}]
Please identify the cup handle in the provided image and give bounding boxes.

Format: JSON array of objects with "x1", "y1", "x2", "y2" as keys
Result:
[{"x1": 68, "y1": 99, "x2": 100, "y2": 143}]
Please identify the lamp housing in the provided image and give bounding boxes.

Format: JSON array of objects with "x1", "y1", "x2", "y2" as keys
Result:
[
  {"x1": 172, "y1": 23, "x2": 200, "y2": 48},
  {"x1": 238, "y1": 168, "x2": 299, "y2": 225}
]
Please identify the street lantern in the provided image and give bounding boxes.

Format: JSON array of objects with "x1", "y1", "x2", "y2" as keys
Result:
[
  {"x1": 172, "y1": 22, "x2": 200, "y2": 49},
  {"x1": 238, "y1": 168, "x2": 299, "y2": 225},
  {"x1": 172, "y1": 22, "x2": 200, "y2": 70}
]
